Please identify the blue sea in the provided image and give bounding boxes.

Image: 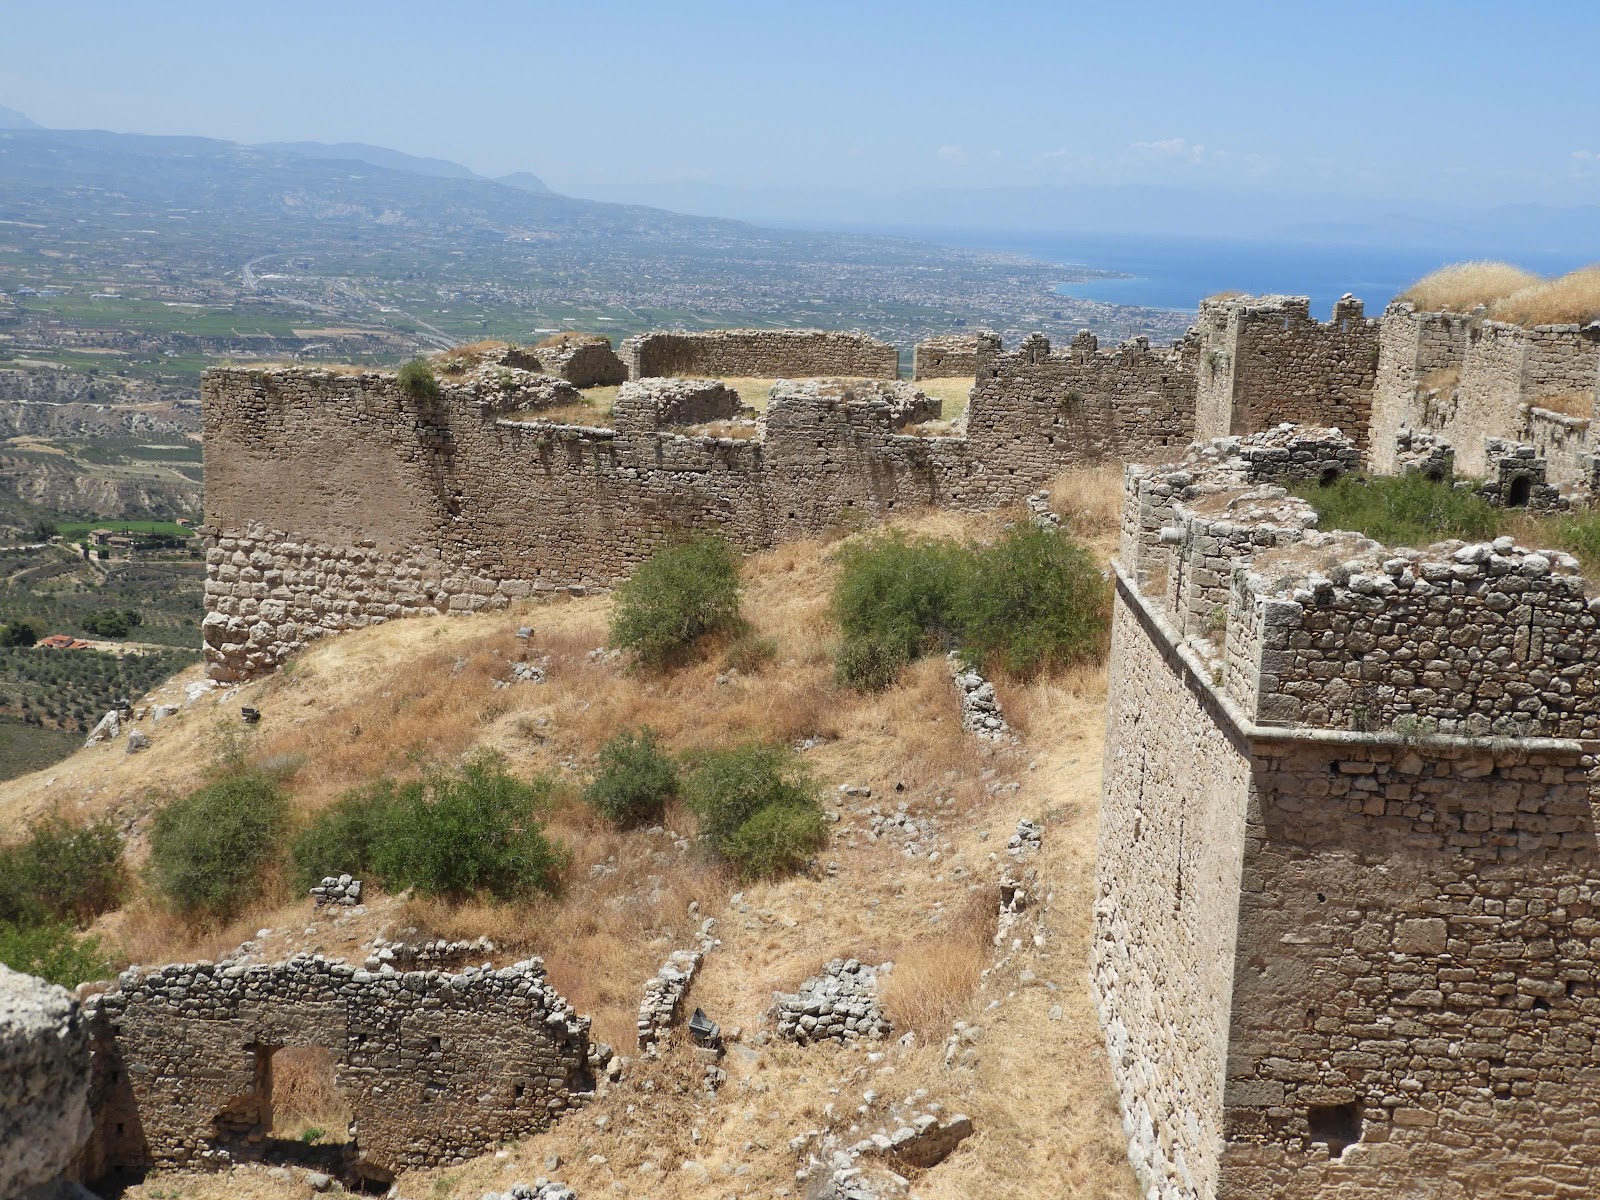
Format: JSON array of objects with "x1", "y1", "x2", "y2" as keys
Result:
[{"x1": 902, "y1": 230, "x2": 1592, "y2": 318}]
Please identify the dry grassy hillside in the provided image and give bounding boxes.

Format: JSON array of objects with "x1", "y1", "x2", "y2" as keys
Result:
[{"x1": 0, "y1": 471, "x2": 1135, "y2": 1200}]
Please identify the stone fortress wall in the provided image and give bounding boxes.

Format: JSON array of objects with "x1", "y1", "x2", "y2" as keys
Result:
[
  {"x1": 1097, "y1": 425, "x2": 1600, "y2": 1199},
  {"x1": 619, "y1": 328, "x2": 900, "y2": 381},
  {"x1": 200, "y1": 291, "x2": 1600, "y2": 685}
]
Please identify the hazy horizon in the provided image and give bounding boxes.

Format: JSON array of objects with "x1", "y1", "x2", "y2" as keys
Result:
[{"x1": 5, "y1": 0, "x2": 1599, "y2": 245}]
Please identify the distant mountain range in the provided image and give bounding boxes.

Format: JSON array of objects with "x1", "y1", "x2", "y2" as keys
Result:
[{"x1": 2, "y1": 104, "x2": 552, "y2": 196}]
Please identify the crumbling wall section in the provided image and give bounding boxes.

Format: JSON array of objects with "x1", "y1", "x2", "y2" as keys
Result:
[
  {"x1": 912, "y1": 332, "x2": 987, "y2": 379},
  {"x1": 82, "y1": 955, "x2": 592, "y2": 1179},
  {"x1": 620, "y1": 329, "x2": 899, "y2": 380},
  {"x1": 1199, "y1": 295, "x2": 1379, "y2": 448}
]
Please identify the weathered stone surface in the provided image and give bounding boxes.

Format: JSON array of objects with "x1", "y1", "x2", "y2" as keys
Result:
[
  {"x1": 0, "y1": 966, "x2": 92, "y2": 1197},
  {"x1": 620, "y1": 328, "x2": 898, "y2": 380},
  {"x1": 79, "y1": 953, "x2": 593, "y2": 1181}
]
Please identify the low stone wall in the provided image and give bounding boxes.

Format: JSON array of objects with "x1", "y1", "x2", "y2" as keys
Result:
[
  {"x1": 80, "y1": 954, "x2": 594, "y2": 1183},
  {"x1": 912, "y1": 333, "x2": 988, "y2": 379},
  {"x1": 620, "y1": 329, "x2": 899, "y2": 381},
  {"x1": 0, "y1": 967, "x2": 92, "y2": 1198},
  {"x1": 612, "y1": 378, "x2": 742, "y2": 433}
]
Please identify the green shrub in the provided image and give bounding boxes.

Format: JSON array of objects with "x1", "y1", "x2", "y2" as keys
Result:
[
  {"x1": 583, "y1": 727, "x2": 679, "y2": 828},
  {"x1": 956, "y1": 523, "x2": 1110, "y2": 678},
  {"x1": 721, "y1": 802, "x2": 827, "y2": 880},
  {"x1": 0, "y1": 921, "x2": 113, "y2": 988},
  {"x1": 292, "y1": 755, "x2": 566, "y2": 901},
  {"x1": 0, "y1": 816, "x2": 124, "y2": 928},
  {"x1": 1546, "y1": 510, "x2": 1600, "y2": 575},
  {"x1": 683, "y1": 742, "x2": 825, "y2": 880},
  {"x1": 80, "y1": 609, "x2": 142, "y2": 638},
  {"x1": 611, "y1": 535, "x2": 743, "y2": 667},
  {"x1": 288, "y1": 779, "x2": 400, "y2": 891},
  {"x1": 1298, "y1": 472, "x2": 1499, "y2": 547},
  {"x1": 148, "y1": 769, "x2": 289, "y2": 922},
  {"x1": 833, "y1": 632, "x2": 910, "y2": 692},
  {"x1": 0, "y1": 621, "x2": 37, "y2": 648},
  {"x1": 397, "y1": 358, "x2": 439, "y2": 401},
  {"x1": 831, "y1": 532, "x2": 968, "y2": 674},
  {"x1": 829, "y1": 524, "x2": 1109, "y2": 686}
]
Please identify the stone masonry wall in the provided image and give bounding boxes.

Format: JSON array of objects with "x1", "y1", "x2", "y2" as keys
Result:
[
  {"x1": 912, "y1": 333, "x2": 987, "y2": 379},
  {"x1": 1095, "y1": 592, "x2": 1251, "y2": 1200},
  {"x1": 620, "y1": 329, "x2": 899, "y2": 380},
  {"x1": 201, "y1": 357, "x2": 1185, "y2": 679},
  {"x1": 1194, "y1": 296, "x2": 1379, "y2": 448},
  {"x1": 80, "y1": 954, "x2": 592, "y2": 1182},
  {"x1": 1098, "y1": 426, "x2": 1600, "y2": 1198}
]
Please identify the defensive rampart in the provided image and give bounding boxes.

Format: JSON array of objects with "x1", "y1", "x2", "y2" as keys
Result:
[
  {"x1": 1097, "y1": 426, "x2": 1600, "y2": 1199},
  {"x1": 78, "y1": 954, "x2": 594, "y2": 1185},
  {"x1": 620, "y1": 328, "x2": 899, "y2": 380},
  {"x1": 199, "y1": 354, "x2": 1185, "y2": 680}
]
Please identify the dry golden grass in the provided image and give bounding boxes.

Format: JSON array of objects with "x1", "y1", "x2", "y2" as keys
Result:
[
  {"x1": 1492, "y1": 265, "x2": 1600, "y2": 326},
  {"x1": 1419, "y1": 366, "x2": 1461, "y2": 395},
  {"x1": 915, "y1": 375, "x2": 976, "y2": 418},
  {"x1": 1398, "y1": 260, "x2": 1542, "y2": 313},
  {"x1": 269, "y1": 1045, "x2": 352, "y2": 1143},
  {"x1": 878, "y1": 889, "x2": 998, "y2": 1040},
  {"x1": 1529, "y1": 391, "x2": 1596, "y2": 419},
  {"x1": 1049, "y1": 463, "x2": 1126, "y2": 544},
  {"x1": 1204, "y1": 289, "x2": 1247, "y2": 302},
  {"x1": 534, "y1": 332, "x2": 612, "y2": 349}
]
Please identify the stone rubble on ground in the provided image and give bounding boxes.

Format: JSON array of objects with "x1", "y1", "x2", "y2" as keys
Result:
[
  {"x1": 310, "y1": 875, "x2": 362, "y2": 907},
  {"x1": 82, "y1": 708, "x2": 121, "y2": 747},
  {"x1": 637, "y1": 921, "x2": 718, "y2": 1052},
  {"x1": 479, "y1": 1178, "x2": 577, "y2": 1200},
  {"x1": 795, "y1": 1099, "x2": 976, "y2": 1199},
  {"x1": 948, "y1": 652, "x2": 1008, "y2": 740},
  {"x1": 124, "y1": 729, "x2": 150, "y2": 753},
  {"x1": 775, "y1": 959, "x2": 892, "y2": 1044}
]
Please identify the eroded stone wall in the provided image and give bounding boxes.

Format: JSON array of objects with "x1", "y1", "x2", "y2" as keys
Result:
[
  {"x1": 1193, "y1": 296, "x2": 1379, "y2": 447},
  {"x1": 201, "y1": 361, "x2": 1183, "y2": 679},
  {"x1": 81, "y1": 954, "x2": 592, "y2": 1182},
  {"x1": 620, "y1": 329, "x2": 899, "y2": 380}
]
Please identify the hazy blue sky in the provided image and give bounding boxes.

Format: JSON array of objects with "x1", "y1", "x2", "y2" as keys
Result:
[{"x1": 4, "y1": 0, "x2": 1597, "y2": 209}]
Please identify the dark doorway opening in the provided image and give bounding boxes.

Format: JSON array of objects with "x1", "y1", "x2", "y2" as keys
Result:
[{"x1": 1507, "y1": 475, "x2": 1533, "y2": 507}]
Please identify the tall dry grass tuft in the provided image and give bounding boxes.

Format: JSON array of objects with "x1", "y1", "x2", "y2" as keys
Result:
[
  {"x1": 1530, "y1": 391, "x2": 1597, "y2": 419},
  {"x1": 1398, "y1": 261, "x2": 1542, "y2": 313},
  {"x1": 1049, "y1": 465, "x2": 1126, "y2": 542},
  {"x1": 1492, "y1": 265, "x2": 1600, "y2": 326},
  {"x1": 878, "y1": 889, "x2": 999, "y2": 1041},
  {"x1": 1418, "y1": 367, "x2": 1460, "y2": 395},
  {"x1": 269, "y1": 1045, "x2": 352, "y2": 1142}
]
